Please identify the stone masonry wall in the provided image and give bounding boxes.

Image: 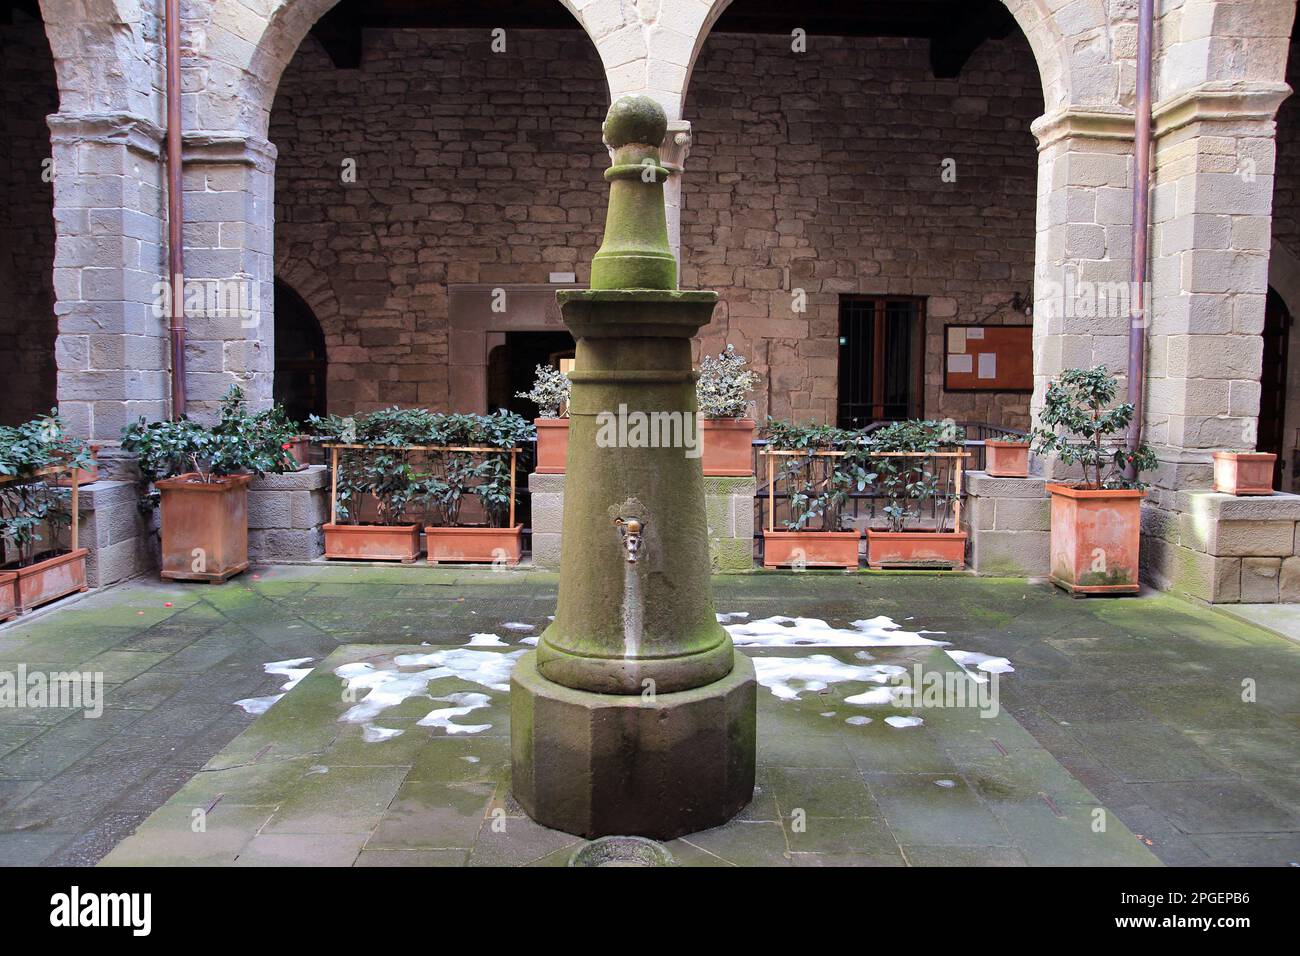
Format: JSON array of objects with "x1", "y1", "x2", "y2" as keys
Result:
[
  {"x1": 0, "y1": 12, "x2": 58, "y2": 425},
  {"x1": 269, "y1": 29, "x2": 608, "y2": 414},
  {"x1": 682, "y1": 32, "x2": 1044, "y2": 426}
]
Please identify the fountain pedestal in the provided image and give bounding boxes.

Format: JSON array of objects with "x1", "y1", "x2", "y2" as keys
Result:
[{"x1": 510, "y1": 96, "x2": 756, "y2": 840}]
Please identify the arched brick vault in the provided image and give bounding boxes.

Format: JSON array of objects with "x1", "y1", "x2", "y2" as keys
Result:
[{"x1": 274, "y1": 253, "x2": 342, "y2": 355}]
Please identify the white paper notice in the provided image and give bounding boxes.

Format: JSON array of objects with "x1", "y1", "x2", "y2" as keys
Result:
[
  {"x1": 948, "y1": 354, "x2": 973, "y2": 374},
  {"x1": 966, "y1": 328, "x2": 984, "y2": 340},
  {"x1": 978, "y1": 352, "x2": 997, "y2": 379},
  {"x1": 947, "y1": 328, "x2": 966, "y2": 354}
]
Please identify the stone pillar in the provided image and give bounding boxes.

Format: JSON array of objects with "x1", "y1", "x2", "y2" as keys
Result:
[
  {"x1": 964, "y1": 472, "x2": 1051, "y2": 577},
  {"x1": 49, "y1": 112, "x2": 168, "y2": 442},
  {"x1": 1143, "y1": 86, "x2": 1291, "y2": 506},
  {"x1": 179, "y1": 132, "x2": 278, "y2": 420},
  {"x1": 661, "y1": 120, "x2": 691, "y2": 276},
  {"x1": 1029, "y1": 108, "x2": 1137, "y2": 482}
]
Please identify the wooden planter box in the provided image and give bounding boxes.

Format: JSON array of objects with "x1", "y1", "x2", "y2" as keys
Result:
[
  {"x1": 156, "y1": 473, "x2": 251, "y2": 583},
  {"x1": 866, "y1": 530, "x2": 967, "y2": 569},
  {"x1": 0, "y1": 570, "x2": 20, "y2": 621},
  {"x1": 762, "y1": 530, "x2": 860, "y2": 569},
  {"x1": 984, "y1": 440, "x2": 1029, "y2": 478},
  {"x1": 8, "y1": 549, "x2": 89, "y2": 612},
  {"x1": 426, "y1": 525, "x2": 523, "y2": 566},
  {"x1": 701, "y1": 418, "x2": 755, "y2": 476},
  {"x1": 1212, "y1": 452, "x2": 1275, "y2": 496},
  {"x1": 324, "y1": 523, "x2": 422, "y2": 563},
  {"x1": 534, "y1": 419, "x2": 569, "y2": 474},
  {"x1": 1046, "y1": 484, "x2": 1144, "y2": 596}
]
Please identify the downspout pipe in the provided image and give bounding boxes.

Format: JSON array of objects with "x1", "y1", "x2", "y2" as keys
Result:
[
  {"x1": 165, "y1": 0, "x2": 186, "y2": 419},
  {"x1": 1125, "y1": 0, "x2": 1154, "y2": 480}
]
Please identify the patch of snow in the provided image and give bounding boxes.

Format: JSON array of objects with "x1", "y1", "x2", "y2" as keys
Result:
[
  {"x1": 885, "y1": 715, "x2": 923, "y2": 729},
  {"x1": 750, "y1": 655, "x2": 906, "y2": 702},
  {"x1": 362, "y1": 725, "x2": 403, "y2": 743},
  {"x1": 418, "y1": 692, "x2": 492, "y2": 734},
  {"x1": 503, "y1": 622, "x2": 535, "y2": 631},
  {"x1": 233, "y1": 694, "x2": 282, "y2": 715},
  {"x1": 845, "y1": 716, "x2": 872, "y2": 726},
  {"x1": 945, "y1": 650, "x2": 1014, "y2": 684},
  {"x1": 466, "y1": 633, "x2": 508, "y2": 647},
  {"x1": 725, "y1": 615, "x2": 946, "y2": 649},
  {"x1": 934, "y1": 779, "x2": 956, "y2": 788}
]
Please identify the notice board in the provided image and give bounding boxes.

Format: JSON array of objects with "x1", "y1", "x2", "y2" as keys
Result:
[{"x1": 943, "y1": 324, "x2": 1033, "y2": 392}]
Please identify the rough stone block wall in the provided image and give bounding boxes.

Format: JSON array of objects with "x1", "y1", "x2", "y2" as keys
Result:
[
  {"x1": 269, "y1": 29, "x2": 608, "y2": 414},
  {"x1": 76, "y1": 479, "x2": 152, "y2": 588},
  {"x1": 1144, "y1": 490, "x2": 1300, "y2": 604},
  {"x1": 528, "y1": 472, "x2": 565, "y2": 571},
  {"x1": 0, "y1": 12, "x2": 58, "y2": 425},
  {"x1": 682, "y1": 32, "x2": 1044, "y2": 426},
  {"x1": 247, "y1": 466, "x2": 330, "y2": 562},
  {"x1": 963, "y1": 472, "x2": 1050, "y2": 577}
]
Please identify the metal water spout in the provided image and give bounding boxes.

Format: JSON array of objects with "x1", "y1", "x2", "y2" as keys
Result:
[{"x1": 614, "y1": 516, "x2": 644, "y2": 563}]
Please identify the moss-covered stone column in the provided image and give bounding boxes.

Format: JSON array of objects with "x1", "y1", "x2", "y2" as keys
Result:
[{"x1": 511, "y1": 97, "x2": 756, "y2": 840}]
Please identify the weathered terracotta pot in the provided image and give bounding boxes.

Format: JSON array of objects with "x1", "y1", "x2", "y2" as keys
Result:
[
  {"x1": 284, "y1": 436, "x2": 313, "y2": 471},
  {"x1": 866, "y1": 530, "x2": 967, "y2": 569},
  {"x1": 156, "y1": 473, "x2": 251, "y2": 583},
  {"x1": 984, "y1": 440, "x2": 1030, "y2": 478},
  {"x1": 426, "y1": 525, "x2": 523, "y2": 565},
  {"x1": 1212, "y1": 452, "x2": 1276, "y2": 496},
  {"x1": 0, "y1": 570, "x2": 19, "y2": 621},
  {"x1": 701, "y1": 418, "x2": 755, "y2": 476},
  {"x1": 762, "y1": 530, "x2": 861, "y2": 569},
  {"x1": 324, "y1": 523, "x2": 421, "y2": 563},
  {"x1": 534, "y1": 419, "x2": 569, "y2": 474},
  {"x1": 1046, "y1": 484, "x2": 1144, "y2": 595},
  {"x1": 11, "y1": 549, "x2": 89, "y2": 611}
]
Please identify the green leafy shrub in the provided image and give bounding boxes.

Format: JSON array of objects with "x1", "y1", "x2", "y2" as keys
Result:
[
  {"x1": 697, "y1": 345, "x2": 759, "y2": 419},
  {"x1": 515, "y1": 365, "x2": 571, "y2": 419},
  {"x1": 763, "y1": 419, "x2": 874, "y2": 532},
  {"x1": 1031, "y1": 366, "x2": 1157, "y2": 489},
  {"x1": 869, "y1": 419, "x2": 966, "y2": 533},
  {"x1": 0, "y1": 411, "x2": 93, "y2": 567}
]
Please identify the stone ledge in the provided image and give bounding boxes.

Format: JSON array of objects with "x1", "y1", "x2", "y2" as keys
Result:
[
  {"x1": 249, "y1": 465, "x2": 329, "y2": 492},
  {"x1": 1174, "y1": 489, "x2": 1300, "y2": 522},
  {"x1": 527, "y1": 472, "x2": 567, "y2": 494},
  {"x1": 75, "y1": 479, "x2": 140, "y2": 509},
  {"x1": 966, "y1": 472, "x2": 1049, "y2": 499}
]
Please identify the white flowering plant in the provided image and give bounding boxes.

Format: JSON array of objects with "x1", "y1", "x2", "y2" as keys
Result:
[
  {"x1": 696, "y1": 345, "x2": 759, "y2": 420},
  {"x1": 516, "y1": 364, "x2": 571, "y2": 419}
]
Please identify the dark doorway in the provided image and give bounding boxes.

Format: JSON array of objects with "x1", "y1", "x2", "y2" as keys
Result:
[
  {"x1": 1259, "y1": 287, "x2": 1291, "y2": 489},
  {"x1": 836, "y1": 295, "x2": 925, "y2": 428},
  {"x1": 487, "y1": 330, "x2": 575, "y2": 417},
  {"x1": 273, "y1": 277, "x2": 328, "y2": 424}
]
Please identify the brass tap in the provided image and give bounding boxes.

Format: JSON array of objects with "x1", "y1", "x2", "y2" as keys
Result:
[{"x1": 614, "y1": 517, "x2": 645, "y2": 563}]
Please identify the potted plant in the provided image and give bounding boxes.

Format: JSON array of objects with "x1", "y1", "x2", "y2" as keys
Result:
[
  {"x1": 761, "y1": 420, "x2": 865, "y2": 568},
  {"x1": 983, "y1": 433, "x2": 1030, "y2": 478},
  {"x1": 56, "y1": 442, "x2": 101, "y2": 485},
  {"x1": 0, "y1": 411, "x2": 93, "y2": 612},
  {"x1": 1031, "y1": 366, "x2": 1157, "y2": 596},
  {"x1": 516, "y1": 364, "x2": 570, "y2": 475},
  {"x1": 121, "y1": 386, "x2": 297, "y2": 582},
  {"x1": 425, "y1": 410, "x2": 532, "y2": 565},
  {"x1": 865, "y1": 420, "x2": 969, "y2": 569},
  {"x1": 1211, "y1": 451, "x2": 1275, "y2": 496},
  {"x1": 312, "y1": 407, "x2": 436, "y2": 562},
  {"x1": 697, "y1": 344, "x2": 760, "y2": 476}
]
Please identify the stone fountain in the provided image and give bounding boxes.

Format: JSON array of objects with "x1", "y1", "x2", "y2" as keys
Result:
[{"x1": 511, "y1": 96, "x2": 756, "y2": 840}]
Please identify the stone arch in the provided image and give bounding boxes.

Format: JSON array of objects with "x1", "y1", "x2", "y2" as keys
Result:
[
  {"x1": 676, "y1": 0, "x2": 1109, "y2": 119},
  {"x1": 194, "y1": 0, "x2": 622, "y2": 137}
]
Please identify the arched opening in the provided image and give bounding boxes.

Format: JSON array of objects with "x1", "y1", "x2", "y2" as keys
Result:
[
  {"x1": 273, "y1": 277, "x2": 329, "y2": 424},
  {"x1": 681, "y1": 0, "x2": 1045, "y2": 428},
  {"x1": 0, "y1": 1, "x2": 57, "y2": 425},
  {"x1": 265, "y1": 1, "x2": 606, "y2": 415}
]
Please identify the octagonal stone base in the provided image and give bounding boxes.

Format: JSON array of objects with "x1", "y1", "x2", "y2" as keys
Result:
[{"x1": 510, "y1": 650, "x2": 756, "y2": 840}]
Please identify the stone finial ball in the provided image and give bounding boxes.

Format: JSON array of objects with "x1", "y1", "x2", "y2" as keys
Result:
[{"x1": 602, "y1": 95, "x2": 668, "y2": 149}]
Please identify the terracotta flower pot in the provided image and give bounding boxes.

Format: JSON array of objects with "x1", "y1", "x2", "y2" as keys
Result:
[
  {"x1": 1212, "y1": 452, "x2": 1275, "y2": 496},
  {"x1": 701, "y1": 418, "x2": 755, "y2": 476},
  {"x1": 323, "y1": 523, "x2": 421, "y2": 563},
  {"x1": 156, "y1": 473, "x2": 252, "y2": 583},
  {"x1": 284, "y1": 436, "x2": 313, "y2": 471},
  {"x1": 1046, "y1": 484, "x2": 1144, "y2": 595},
  {"x1": 534, "y1": 418, "x2": 569, "y2": 474},
  {"x1": 0, "y1": 570, "x2": 19, "y2": 621},
  {"x1": 55, "y1": 444, "x2": 101, "y2": 486},
  {"x1": 866, "y1": 529, "x2": 968, "y2": 569},
  {"x1": 762, "y1": 530, "x2": 861, "y2": 569},
  {"x1": 10, "y1": 549, "x2": 89, "y2": 611},
  {"x1": 426, "y1": 525, "x2": 523, "y2": 566},
  {"x1": 984, "y1": 440, "x2": 1029, "y2": 478}
]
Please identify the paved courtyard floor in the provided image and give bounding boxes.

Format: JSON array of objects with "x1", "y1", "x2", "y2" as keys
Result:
[{"x1": 2, "y1": 565, "x2": 1298, "y2": 866}]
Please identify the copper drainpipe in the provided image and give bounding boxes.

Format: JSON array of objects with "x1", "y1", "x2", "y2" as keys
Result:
[
  {"x1": 165, "y1": 0, "x2": 186, "y2": 418},
  {"x1": 1125, "y1": 0, "x2": 1154, "y2": 479}
]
